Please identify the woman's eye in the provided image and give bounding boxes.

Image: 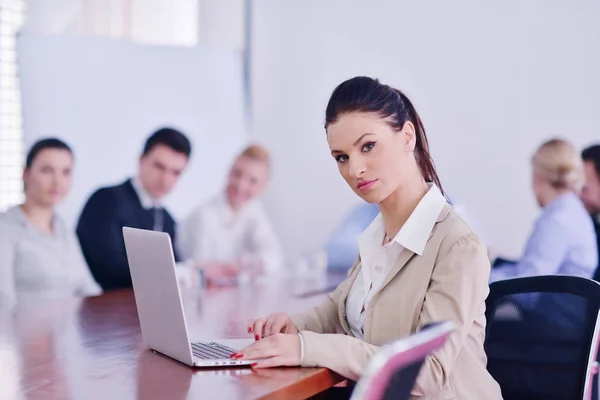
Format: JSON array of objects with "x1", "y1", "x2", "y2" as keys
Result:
[
  {"x1": 336, "y1": 155, "x2": 349, "y2": 163},
  {"x1": 362, "y1": 141, "x2": 376, "y2": 152}
]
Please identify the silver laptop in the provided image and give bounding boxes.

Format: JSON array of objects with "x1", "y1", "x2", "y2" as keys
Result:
[{"x1": 123, "y1": 226, "x2": 255, "y2": 367}]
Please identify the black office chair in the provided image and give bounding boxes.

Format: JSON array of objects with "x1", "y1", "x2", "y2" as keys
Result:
[
  {"x1": 485, "y1": 276, "x2": 600, "y2": 400},
  {"x1": 349, "y1": 321, "x2": 454, "y2": 400}
]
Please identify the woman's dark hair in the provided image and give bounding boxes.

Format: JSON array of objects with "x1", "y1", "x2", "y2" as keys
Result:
[
  {"x1": 25, "y1": 138, "x2": 73, "y2": 169},
  {"x1": 324, "y1": 76, "x2": 443, "y2": 194}
]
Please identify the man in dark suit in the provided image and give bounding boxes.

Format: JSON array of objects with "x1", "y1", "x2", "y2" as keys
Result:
[
  {"x1": 581, "y1": 145, "x2": 600, "y2": 282},
  {"x1": 76, "y1": 127, "x2": 191, "y2": 291}
]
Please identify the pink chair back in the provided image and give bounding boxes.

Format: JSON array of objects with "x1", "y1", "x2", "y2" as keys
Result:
[{"x1": 350, "y1": 321, "x2": 454, "y2": 400}]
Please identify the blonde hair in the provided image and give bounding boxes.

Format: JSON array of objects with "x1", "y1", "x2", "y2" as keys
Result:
[
  {"x1": 238, "y1": 144, "x2": 271, "y2": 167},
  {"x1": 532, "y1": 138, "x2": 584, "y2": 192}
]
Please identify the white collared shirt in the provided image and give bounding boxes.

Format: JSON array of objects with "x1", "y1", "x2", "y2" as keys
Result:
[
  {"x1": 178, "y1": 193, "x2": 283, "y2": 273},
  {"x1": 346, "y1": 184, "x2": 447, "y2": 339},
  {"x1": 131, "y1": 176, "x2": 160, "y2": 209},
  {"x1": 131, "y1": 177, "x2": 164, "y2": 231}
]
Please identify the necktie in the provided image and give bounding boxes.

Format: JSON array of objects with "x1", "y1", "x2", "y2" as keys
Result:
[{"x1": 152, "y1": 207, "x2": 164, "y2": 231}]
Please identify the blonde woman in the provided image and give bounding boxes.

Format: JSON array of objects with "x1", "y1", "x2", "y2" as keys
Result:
[
  {"x1": 179, "y1": 144, "x2": 283, "y2": 283},
  {"x1": 491, "y1": 138, "x2": 597, "y2": 282}
]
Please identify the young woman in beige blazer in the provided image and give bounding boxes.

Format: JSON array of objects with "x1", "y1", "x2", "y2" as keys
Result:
[{"x1": 233, "y1": 76, "x2": 503, "y2": 399}]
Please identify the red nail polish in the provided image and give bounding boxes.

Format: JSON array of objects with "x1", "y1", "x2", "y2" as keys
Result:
[
  {"x1": 248, "y1": 327, "x2": 252, "y2": 333},
  {"x1": 235, "y1": 354, "x2": 244, "y2": 359},
  {"x1": 255, "y1": 335, "x2": 260, "y2": 341},
  {"x1": 230, "y1": 353, "x2": 238, "y2": 359},
  {"x1": 250, "y1": 363, "x2": 258, "y2": 368}
]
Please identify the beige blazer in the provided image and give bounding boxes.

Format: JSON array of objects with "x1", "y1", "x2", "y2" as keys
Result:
[{"x1": 291, "y1": 204, "x2": 503, "y2": 400}]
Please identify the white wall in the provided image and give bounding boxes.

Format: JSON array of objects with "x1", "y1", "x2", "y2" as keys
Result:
[
  {"x1": 18, "y1": 32, "x2": 248, "y2": 229},
  {"x1": 251, "y1": 0, "x2": 600, "y2": 260}
]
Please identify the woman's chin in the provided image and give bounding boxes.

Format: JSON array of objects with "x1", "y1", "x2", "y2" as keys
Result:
[
  {"x1": 354, "y1": 189, "x2": 383, "y2": 204},
  {"x1": 39, "y1": 198, "x2": 61, "y2": 208},
  {"x1": 228, "y1": 196, "x2": 250, "y2": 210}
]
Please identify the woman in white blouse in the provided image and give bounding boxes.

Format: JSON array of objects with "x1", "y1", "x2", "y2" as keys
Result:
[
  {"x1": 0, "y1": 138, "x2": 101, "y2": 304},
  {"x1": 179, "y1": 144, "x2": 283, "y2": 283}
]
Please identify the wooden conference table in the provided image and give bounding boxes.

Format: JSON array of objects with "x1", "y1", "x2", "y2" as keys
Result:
[{"x1": 0, "y1": 274, "x2": 347, "y2": 400}]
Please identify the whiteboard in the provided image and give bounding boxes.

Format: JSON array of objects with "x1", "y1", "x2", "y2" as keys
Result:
[{"x1": 17, "y1": 32, "x2": 248, "y2": 229}]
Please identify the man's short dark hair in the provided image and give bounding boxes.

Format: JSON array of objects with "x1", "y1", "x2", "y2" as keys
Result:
[
  {"x1": 142, "y1": 127, "x2": 191, "y2": 158},
  {"x1": 582, "y1": 145, "x2": 600, "y2": 176}
]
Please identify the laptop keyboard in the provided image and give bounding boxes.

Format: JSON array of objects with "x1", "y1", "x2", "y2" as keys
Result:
[{"x1": 191, "y1": 342, "x2": 237, "y2": 360}]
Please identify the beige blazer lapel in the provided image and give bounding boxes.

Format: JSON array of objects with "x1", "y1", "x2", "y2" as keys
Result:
[
  {"x1": 377, "y1": 204, "x2": 451, "y2": 294},
  {"x1": 337, "y1": 248, "x2": 420, "y2": 337},
  {"x1": 337, "y1": 261, "x2": 362, "y2": 336},
  {"x1": 336, "y1": 204, "x2": 452, "y2": 337},
  {"x1": 377, "y1": 248, "x2": 417, "y2": 293}
]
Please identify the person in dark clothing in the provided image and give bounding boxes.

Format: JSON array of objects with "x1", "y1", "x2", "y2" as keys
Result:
[
  {"x1": 581, "y1": 145, "x2": 600, "y2": 281},
  {"x1": 76, "y1": 127, "x2": 191, "y2": 291}
]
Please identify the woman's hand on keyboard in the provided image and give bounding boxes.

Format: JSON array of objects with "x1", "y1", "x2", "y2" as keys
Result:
[
  {"x1": 248, "y1": 313, "x2": 298, "y2": 340},
  {"x1": 232, "y1": 333, "x2": 301, "y2": 369}
]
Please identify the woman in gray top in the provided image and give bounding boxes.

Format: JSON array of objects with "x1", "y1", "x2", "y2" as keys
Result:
[{"x1": 0, "y1": 138, "x2": 101, "y2": 304}]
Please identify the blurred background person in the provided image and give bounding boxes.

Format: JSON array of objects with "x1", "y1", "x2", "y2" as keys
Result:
[
  {"x1": 0, "y1": 138, "x2": 101, "y2": 304},
  {"x1": 179, "y1": 144, "x2": 282, "y2": 284},
  {"x1": 322, "y1": 202, "x2": 380, "y2": 272},
  {"x1": 580, "y1": 144, "x2": 600, "y2": 281},
  {"x1": 76, "y1": 128, "x2": 191, "y2": 291},
  {"x1": 491, "y1": 138, "x2": 597, "y2": 282}
]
